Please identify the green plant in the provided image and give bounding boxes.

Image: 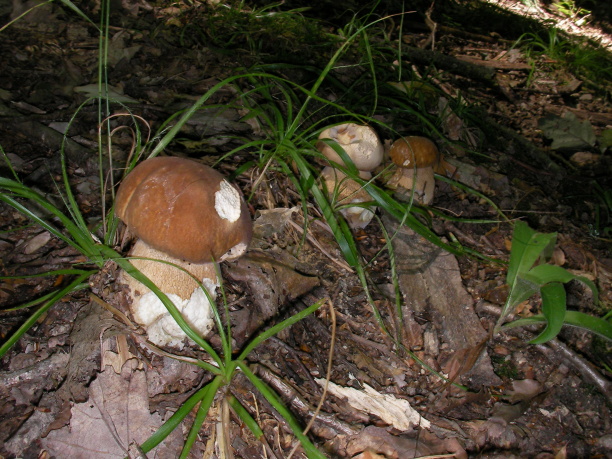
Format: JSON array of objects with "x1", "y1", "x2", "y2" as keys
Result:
[
  {"x1": 590, "y1": 181, "x2": 612, "y2": 238},
  {"x1": 0, "y1": 73, "x2": 329, "y2": 455},
  {"x1": 497, "y1": 221, "x2": 611, "y2": 344},
  {"x1": 0, "y1": 3, "x2": 452, "y2": 454},
  {"x1": 552, "y1": 0, "x2": 591, "y2": 25},
  {"x1": 514, "y1": 27, "x2": 612, "y2": 85}
]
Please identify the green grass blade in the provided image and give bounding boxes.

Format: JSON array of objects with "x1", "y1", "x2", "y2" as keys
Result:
[
  {"x1": 0, "y1": 274, "x2": 91, "y2": 358},
  {"x1": 236, "y1": 299, "x2": 324, "y2": 362},
  {"x1": 57, "y1": 0, "x2": 100, "y2": 30},
  {"x1": 238, "y1": 362, "x2": 326, "y2": 459},
  {"x1": 179, "y1": 376, "x2": 224, "y2": 459},
  {"x1": 0, "y1": 0, "x2": 53, "y2": 33},
  {"x1": 227, "y1": 395, "x2": 265, "y2": 440},
  {"x1": 1, "y1": 145, "x2": 20, "y2": 181},
  {"x1": 139, "y1": 378, "x2": 221, "y2": 454},
  {"x1": 0, "y1": 178, "x2": 99, "y2": 262},
  {"x1": 97, "y1": 246, "x2": 223, "y2": 371}
]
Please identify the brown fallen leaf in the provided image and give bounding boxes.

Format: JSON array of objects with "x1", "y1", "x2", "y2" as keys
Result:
[{"x1": 41, "y1": 359, "x2": 183, "y2": 458}]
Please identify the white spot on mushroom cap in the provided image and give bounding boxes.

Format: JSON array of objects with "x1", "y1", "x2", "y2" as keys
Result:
[
  {"x1": 215, "y1": 180, "x2": 241, "y2": 222},
  {"x1": 133, "y1": 278, "x2": 218, "y2": 349}
]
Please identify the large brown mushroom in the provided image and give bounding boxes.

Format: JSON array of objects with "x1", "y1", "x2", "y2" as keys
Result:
[
  {"x1": 115, "y1": 156, "x2": 252, "y2": 348},
  {"x1": 386, "y1": 136, "x2": 454, "y2": 205}
]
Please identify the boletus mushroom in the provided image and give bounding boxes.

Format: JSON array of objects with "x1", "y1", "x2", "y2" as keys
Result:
[
  {"x1": 320, "y1": 166, "x2": 375, "y2": 229},
  {"x1": 317, "y1": 123, "x2": 383, "y2": 228},
  {"x1": 115, "y1": 156, "x2": 252, "y2": 348},
  {"x1": 317, "y1": 123, "x2": 384, "y2": 172},
  {"x1": 386, "y1": 136, "x2": 454, "y2": 205}
]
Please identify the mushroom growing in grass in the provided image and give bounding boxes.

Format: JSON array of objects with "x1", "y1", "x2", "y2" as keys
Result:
[
  {"x1": 320, "y1": 166, "x2": 375, "y2": 229},
  {"x1": 317, "y1": 123, "x2": 384, "y2": 173},
  {"x1": 386, "y1": 136, "x2": 455, "y2": 205},
  {"x1": 115, "y1": 156, "x2": 252, "y2": 348},
  {"x1": 317, "y1": 123, "x2": 383, "y2": 229}
]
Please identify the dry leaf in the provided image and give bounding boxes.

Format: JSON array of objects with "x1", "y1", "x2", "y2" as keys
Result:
[{"x1": 41, "y1": 360, "x2": 182, "y2": 458}]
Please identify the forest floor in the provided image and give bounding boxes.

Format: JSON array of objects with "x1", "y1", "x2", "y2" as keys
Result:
[{"x1": 0, "y1": 0, "x2": 611, "y2": 458}]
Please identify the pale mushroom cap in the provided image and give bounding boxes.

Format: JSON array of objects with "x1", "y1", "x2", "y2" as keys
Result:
[
  {"x1": 115, "y1": 157, "x2": 252, "y2": 263},
  {"x1": 317, "y1": 123, "x2": 384, "y2": 171},
  {"x1": 389, "y1": 136, "x2": 440, "y2": 169}
]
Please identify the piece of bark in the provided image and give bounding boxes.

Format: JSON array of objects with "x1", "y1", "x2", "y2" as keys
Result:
[
  {"x1": 223, "y1": 249, "x2": 320, "y2": 346},
  {"x1": 382, "y1": 214, "x2": 500, "y2": 387}
]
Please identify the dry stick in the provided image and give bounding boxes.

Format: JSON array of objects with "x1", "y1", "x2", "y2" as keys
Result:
[
  {"x1": 251, "y1": 393, "x2": 269, "y2": 459},
  {"x1": 89, "y1": 293, "x2": 139, "y2": 330},
  {"x1": 287, "y1": 299, "x2": 337, "y2": 459}
]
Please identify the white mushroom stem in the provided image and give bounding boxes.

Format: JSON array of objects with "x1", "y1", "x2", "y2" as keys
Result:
[
  {"x1": 121, "y1": 239, "x2": 218, "y2": 348},
  {"x1": 386, "y1": 166, "x2": 436, "y2": 205},
  {"x1": 321, "y1": 166, "x2": 376, "y2": 229}
]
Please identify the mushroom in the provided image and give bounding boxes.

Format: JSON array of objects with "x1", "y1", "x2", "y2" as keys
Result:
[
  {"x1": 320, "y1": 166, "x2": 375, "y2": 229},
  {"x1": 386, "y1": 136, "x2": 454, "y2": 205},
  {"x1": 316, "y1": 123, "x2": 383, "y2": 229},
  {"x1": 115, "y1": 156, "x2": 252, "y2": 348},
  {"x1": 317, "y1": 123, "x2": 384, "y2": 172}
]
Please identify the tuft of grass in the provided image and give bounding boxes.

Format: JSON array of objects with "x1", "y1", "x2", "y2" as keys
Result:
[{"x1": 514, "y1": 27, "x2": 612, "y2": 86}]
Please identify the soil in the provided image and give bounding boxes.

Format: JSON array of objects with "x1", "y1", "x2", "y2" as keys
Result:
[{"x1": 0, "y1": 0, "x2": 611, "y2": 458}]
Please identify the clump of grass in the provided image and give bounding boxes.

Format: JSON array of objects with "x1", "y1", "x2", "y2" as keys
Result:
[
  {"x1": 514, "y1": 27, "x2": 612, "y2": 86},
  {"x1": 173, "y1": 1, "x2": 333, "y2": 63}
]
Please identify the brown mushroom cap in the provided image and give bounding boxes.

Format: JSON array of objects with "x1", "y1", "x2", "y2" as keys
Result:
[
  {"x1": 115, "y1": 157, "x2": 252, "y2": 264},
  {"x1": 389, "y1": 136, "x2": 440, "y2": 169}
]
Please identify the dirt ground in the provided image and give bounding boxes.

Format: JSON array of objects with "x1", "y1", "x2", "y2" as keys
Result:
[{"x1": 0, "y1": 0, "x2": 611, "y2": 458}]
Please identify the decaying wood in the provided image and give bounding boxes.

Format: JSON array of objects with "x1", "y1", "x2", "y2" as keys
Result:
[{"x1": 382, "y1": 214, "x2": 500, "y2": 387}]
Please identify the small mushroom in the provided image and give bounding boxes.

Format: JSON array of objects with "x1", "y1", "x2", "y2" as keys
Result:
[
  {"x1": 317, "y1": 123, "x2": 384, "y2": 172},
  {"x1": 386, "y1": 136, "x2": 452, "y2": 205},
  {"x1": 320, "y1": 166, "x2": 375, "y2": 229},
  {"x1": 115, "y1": 156, "x2": 252, "y2": 348}
]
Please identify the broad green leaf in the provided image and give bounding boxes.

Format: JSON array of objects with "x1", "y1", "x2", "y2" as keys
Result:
[
  {"x1": 525, "y1": 264, "x2": 599, "y2": 302},
  {"x1": 529, "y1": 282, "x2": 566, "y2": 344},
  {"x1": 503, "y1": 311, "x2": 612, "y2": 342},
  {"x1": 506, "y1": 221, "x2": 556, "y2": 286},
  {"x1": 505, "y1": 276, "x2": 540, "y2": 313}
]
